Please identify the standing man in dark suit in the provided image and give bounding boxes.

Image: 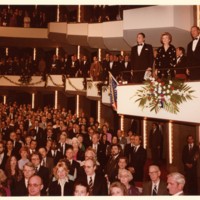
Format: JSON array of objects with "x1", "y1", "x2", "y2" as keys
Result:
[
  {"x1": 30, "y1": 152, "x2": 50, "y2": 195},
  {"x1": 78, "y1": 55, "x2": 90, "y2": 78},
  {"x1": 38, "y1": 147, "x2": 54, "y2": 179},
  {"x1": 120, "y1": 55, "x2": 133, "y2": 83},
  {"x1": 131, "y1": 32, "x2": 154, "y2": 83},
  {"x1": 90, "y1": 132, "x2": 106, "y2": 167},
  {"x1": 175, "y1": 47, "x2": 189, "y2": 79},
  {"x1": 149, "y1": 123, "x2": 162, "y2": 165},
  {"x1": 34, "y1": 120, "x2": 46, "y2": 148},
  {"x1": 76, "y1": 158, "x2": 108, "y2": 195},
  {"x1": 105, "y1": 144, "x2": 121, "y2": 183},
  {"x1": 142, "y1": 165, "x2": 168, "y2": 195},
  {"x1": 128, "y1": 135, "x2": 147, "y2": 182},
  {"x1": 182, "y1": 134, "x2": 199, "y2": 195},
  {"x1": 13, "y1": 162, "x2": 36, "y2": 196},
  {"x1": 64, "y1": 146, "x2": 81, "y2": 180},
  {"x1": 187, "y1": 25, "x2": 200, "y2": 80},
  {"x1": 57, "y1": 132, "x2": 71, "y2": 158},
  {"x1": 47, "y1": 140, "x2": 63, "y2": 165}
]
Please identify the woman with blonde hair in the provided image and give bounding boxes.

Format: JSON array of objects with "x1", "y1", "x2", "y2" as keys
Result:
[
  {"x1": 155, "y1": 32, "x2": 176, "y2": 79},
  {"x1": 49, "y1": 161, "x2": 74, "y2": 196},
  {"x1": 109, "y1": 181, "x2": 128, "y2": 196},
  {"x1": 118, "y1": 169, "x2": 140, "y2": 195}
]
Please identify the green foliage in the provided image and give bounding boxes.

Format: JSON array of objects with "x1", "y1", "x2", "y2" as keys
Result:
[{"x1": 135, "y1": 78, "x2": 195, "y2": 114}]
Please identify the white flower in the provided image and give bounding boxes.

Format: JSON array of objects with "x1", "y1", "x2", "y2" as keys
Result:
[
  {"x1": 169, "y1": 80, "x2": 173, "y2": 84},
  {"x1": 166, "y1": 90, "x2": 170, "y2": 94}
]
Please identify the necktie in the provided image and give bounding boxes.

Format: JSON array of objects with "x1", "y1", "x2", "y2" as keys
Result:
[
  {"x1": 42, "y1": 158, "x2": 46, "y2": 167},
  {"x1": 89, "y1": 177, "x2": 93, "y2": 194},
  {"x1": 152, "y1": 185, "x2": 157, "y2": 195}
]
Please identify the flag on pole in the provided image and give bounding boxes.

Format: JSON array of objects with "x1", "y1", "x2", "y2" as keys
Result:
[{"x1": 109, "y1": 72, "x2": 118, "y2": 111}]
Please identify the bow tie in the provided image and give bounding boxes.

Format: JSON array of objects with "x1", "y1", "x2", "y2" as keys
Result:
[
  {"x1": 193, "y1": 38, "x2": 198, "y2": 40},
  {"x1": 138, "y1": 44, "x2": 143, "y2": 46}
]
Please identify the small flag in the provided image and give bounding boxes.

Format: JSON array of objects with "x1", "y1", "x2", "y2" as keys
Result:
[{"x1": 109, "y1": 72, "x2": 118, "y2": 111}]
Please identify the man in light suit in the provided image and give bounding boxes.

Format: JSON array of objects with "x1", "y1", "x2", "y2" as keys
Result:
[
  {"x1": 131, "y1": 32, "x2": 154, "y2": 83},
  {"x1": 187, "y1": 25, "x2": 200, "y2": 80},
  {"x1": 142, "y1": 165, "x2": 168, "y2": 195}
]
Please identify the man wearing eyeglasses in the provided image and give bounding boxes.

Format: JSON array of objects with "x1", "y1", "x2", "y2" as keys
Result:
[
  {"x1": 28, "y1": 175, "x2": 44, "y2": 196},
  {"x1": 142, "y1": 165, "x2": 168, "y2": 195}
]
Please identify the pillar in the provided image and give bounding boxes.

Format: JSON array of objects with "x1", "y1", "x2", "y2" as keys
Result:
[
  {"x1": 54, "y1": 90, "x2": 58, "y2": 109},
  {"x1": 97, "y1": 100, "x2": 101, "y2": 125},
  {"x1": 31, "y1": 93, "x2": 35, "y2": 109},
  {"x1": 76, "y1": 94, "x2": 80, "y2": 118},
  {"x1": 3, "y1": 95, "x2": 6, "y2": 104},
  {"x1": 168, "y1": 121, "x2": 173, "y2": 164}
]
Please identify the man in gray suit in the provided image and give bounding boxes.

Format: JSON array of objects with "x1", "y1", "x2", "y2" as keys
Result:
[{"x1": 142, "y1": 165, "x2": 168, "y2": 195}]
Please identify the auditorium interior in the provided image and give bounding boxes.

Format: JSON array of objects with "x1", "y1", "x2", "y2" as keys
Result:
[{"x1": 0, "y1": 4, "x2": 200, "y2": 195}]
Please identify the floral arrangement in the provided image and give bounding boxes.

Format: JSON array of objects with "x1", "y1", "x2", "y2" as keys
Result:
[{"x1": 135, "y1": 78, "x2": 195, "y2": 114}]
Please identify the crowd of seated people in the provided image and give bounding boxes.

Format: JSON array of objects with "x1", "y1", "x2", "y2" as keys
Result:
[
  {"x1": 0, "y1": 101, "x2": 193, "y2": 196},
  {"x1": 0, "y1": 7, "x2": 48, "y2": 28},
  {"x1": 0, "y1": 52, "x2": 133, "y2": 83}
]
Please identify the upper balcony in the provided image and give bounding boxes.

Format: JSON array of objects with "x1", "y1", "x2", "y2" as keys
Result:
[{"x1": 0, "y1": 6, "x2": 194, "y2": 51}]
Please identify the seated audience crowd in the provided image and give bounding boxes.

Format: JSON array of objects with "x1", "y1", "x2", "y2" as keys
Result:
[{"x1": 0, "y1": 102, "x2": 191, "y2": 196}]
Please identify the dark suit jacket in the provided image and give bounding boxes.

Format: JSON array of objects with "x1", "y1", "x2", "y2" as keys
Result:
[
  {"x1": 182, "y1": 143, "x2": 199, "y2": 170},
  {"x1": 49, "y1": 179, "x2": 74, "y2": 196},
  {"x1": 35, "y1": 127, "x2": 47, "y2": 148},
  {"x1": 131, "y1": 43, "x2": 154, "y2": 82},
  {"x1": 105, "y1": 154, "x2": 120, "y2": 183},
  {"x1": 36, "y1": 165, "x2": 50, "y2": 195},
  {"x1": 47, "y1": 149, "x2": 63, "y2": 165},
  {"x1": 79, "y1": 60, "x2": 90, "y2": 77},
  {"x1": 187, "y1": 39, "x2": 200, "y2": 79},
  {"x1": 142, "y1": 180, "x2": 169, "y2": 195},
  {"x1": 64, "y1": 159, "x2": 80, "y2": 178},
  {"x1": 187, "y1": 39, "x2": 200, "y2": 67},
  {"x1": 77, "y1": 172, "x2": 108, "y2": 195},
  {"x1": 0, "y1": 152, "x2": 8, "y2": 171},
  {"x1": 58, "y1": 143, "x2": 71, "y2": 158},
  {"x1": 129, "y1": 145, "x2": 147, "y2": 182},
  {"x1": 89, "y1": 142, "x2": 107, "y2": 166},
  {"x1": 12, "y1": 178, "x2": 28, "y2": 196},
  {"x1": 13, "y1": 141, "x2": 22, "y2": 160},
  {"x1": 175, "y1": 55, "x2": 188, "y2": 74}
]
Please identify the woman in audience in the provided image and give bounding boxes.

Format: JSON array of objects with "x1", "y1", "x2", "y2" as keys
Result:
[
  {"x1": 5, "y1": 140, "x2": 14, "y2": 157},
  {"x1": 109, "y1": 181, "x2": 128, "y2": 196},
  {"x1": 118, "y1": 169, "x2": 140, "y2": 195},
  {"x1": 49, "y1": 161, "x2": 74, "y2": 196},
  {"x1": 18, "y1": 146, "x2": 30, "y2": 170},
  {"x1": 71, "y1": 137, "x2": 84, "y2": 161},
  {"x1": 4, "y1": 155, "x2": 23, "y2": 195}
]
